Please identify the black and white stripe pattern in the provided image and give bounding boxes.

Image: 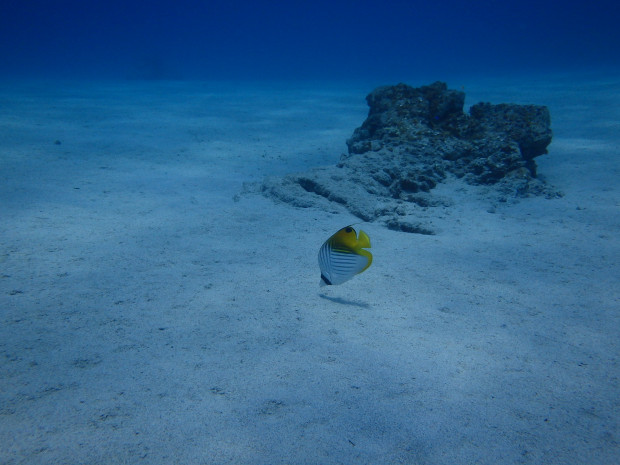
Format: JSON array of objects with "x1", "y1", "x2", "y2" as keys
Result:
[{"x1": 318, "y1": 241, "x2": 369, "y2": 286}]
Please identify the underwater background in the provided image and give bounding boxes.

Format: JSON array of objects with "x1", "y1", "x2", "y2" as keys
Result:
[
  {"x1": 1, "y1": 0, "x2": 619, "y2": 81},
  {"x1": 1, "y1": 1, "x2": 619, "y2": 465}
]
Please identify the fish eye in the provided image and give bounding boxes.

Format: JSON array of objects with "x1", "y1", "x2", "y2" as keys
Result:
[{"x1": 345, "y1": 227, "x2": 353, "y2": 233}]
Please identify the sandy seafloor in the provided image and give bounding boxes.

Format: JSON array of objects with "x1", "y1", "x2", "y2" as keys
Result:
[{"x1": 0, "y1": 73, "x2": 618, "y2": 465}]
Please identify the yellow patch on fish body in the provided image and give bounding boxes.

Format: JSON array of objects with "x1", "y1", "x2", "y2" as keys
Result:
[{"x1": 318, "y1": 226, "x2": 372, "y2": 286}]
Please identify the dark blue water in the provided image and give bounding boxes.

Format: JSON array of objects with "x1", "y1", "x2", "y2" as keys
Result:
[{"x1": 1, "y1": 0, "x2": 618, "y2": 81}]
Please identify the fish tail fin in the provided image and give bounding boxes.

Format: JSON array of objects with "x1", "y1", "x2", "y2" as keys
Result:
[{"x1": 357, "y1": 230, "x2": 371, "y2": 248}]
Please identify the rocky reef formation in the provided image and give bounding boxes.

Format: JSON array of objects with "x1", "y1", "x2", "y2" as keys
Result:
[{"x1": 260, "y1": 82, "x2": 560, "y2": 234}]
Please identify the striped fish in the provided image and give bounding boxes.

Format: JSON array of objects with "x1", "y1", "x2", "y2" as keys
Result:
[{"x1": 318, "y1": 226, "x2": 372, "y2": 286}]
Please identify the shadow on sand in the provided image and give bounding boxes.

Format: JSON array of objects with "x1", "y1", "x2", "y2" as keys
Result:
[{"x1": 318, "y1": 293, "x2": 370, "y2": 309}]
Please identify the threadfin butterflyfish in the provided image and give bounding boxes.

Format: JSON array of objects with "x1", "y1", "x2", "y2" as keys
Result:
[{"x1": 318, "y1": 226, "x2": 372, "y2": 286}]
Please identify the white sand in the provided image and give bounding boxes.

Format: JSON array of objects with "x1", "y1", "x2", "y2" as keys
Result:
[{"x1": 0, "y1": 74, "x2": 618, "y2": 464}]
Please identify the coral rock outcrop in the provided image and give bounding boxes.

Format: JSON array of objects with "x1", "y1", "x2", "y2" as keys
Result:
[{"x1": 261, "y1": 81, "x2": 559, "y2": 233}]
